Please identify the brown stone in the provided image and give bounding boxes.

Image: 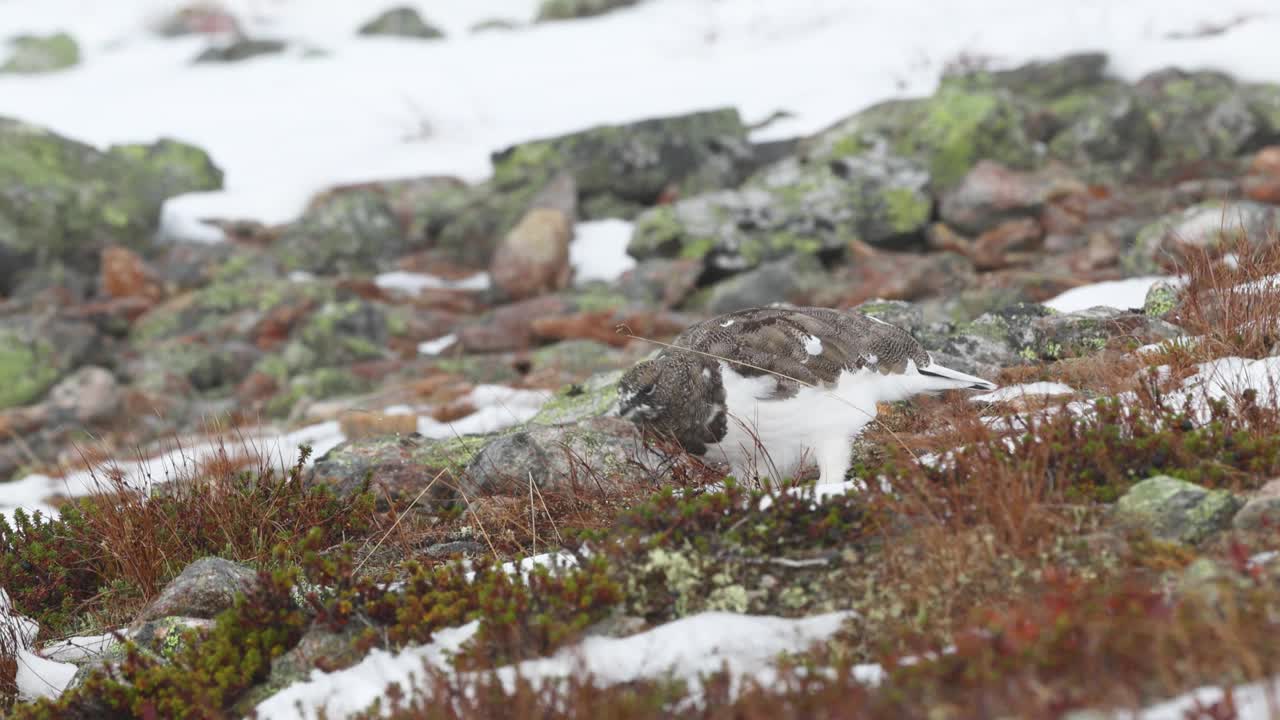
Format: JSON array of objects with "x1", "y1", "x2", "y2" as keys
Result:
[
  {"x1": 489, "y1": 173, "x2": 576, "y2": 301},
  {"x1": 1250, "y1": 146, "x2": 1280, "y2": 178},
  {"x1": 457, "y1": 295, "x2": 569, "y2": 353},
  {"x1": 1243, "y1": 175, "x2": 1280, "y2": 205},
  {"x1": 100, "y1": 246, "x2": 164, "y2": 302},
  {"x1": 972, "y1": 217, "x2": 1043, "y2": 270}
]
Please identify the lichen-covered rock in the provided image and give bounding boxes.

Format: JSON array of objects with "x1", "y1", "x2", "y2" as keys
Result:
[
  {"x1": 1, "y1": 32, "x2": 80, "y2": 74},
  {"x1": 1124, "y1": 201, "x2": 1280, "y2": 274},
  {"x1": 1112, "y1": 475, "x2": 1241, "y2": 544},
  {"x1": 491, "y1": 108, "x2": 752, "y2": 219},
  {"x1": 0, "y1": 118, "x2": 223, "y2": 294},
  {"x1": 536, "y1": 0, "x2": 643, "y2": 22},
  {"x1": 136, "y1": 557, "x2": 260, "y2": 622},
  {"x1": 529, "y1": 369, "x2": 622, "y2": 425},
  {"x1": 1047, "y1": 83, "x2": 1159, "y2": 182},
  {"x1": 490, "y1": 173, "x2": 576, "y2": 301},
  {"x1": 310, "y1": 433, "x2": 483, "y2": 510},
  {"x1": 811, "y1": 85, "x2": 1036, "y2": 192},
  {"x1": 1135, "y1": 69, "x2": 1278, "y2": 178},
  {"x1": 705, "y1": 255, "x2": 826, "y2": 315},
  {"x1": 1142, "y1": 279, "x2": 1183, "y2": 319},
  {"x1": 274, "y1": 176, "x2": 482, "y2": 272},
  {"x1": 616, "y1": 257, "x2": 702, "y2": 309},
  {"x1": 462, "y1": 415, "x2": 649, "y2": 496},
  {"x1": 357, "y1": 6, "x2": 445, "y2": 39},
  {"x1": 945, "y1": 52, "x2": 1110, "y2": 102},
  {"x1": 0, "y1": 317, "x2": 98, "y2": 409},
  {"x1": 193, "y1": 38, "x2": 287, "y2": 63},
  {"x1": 1030, "y1": 306, "x2": 1183, "y2": 361},
  {"x1": 1232, "y1": 479, "x2": 1280, "y2": 533},
  {"x1": 629, "y1": 142, "x2": 932, "y2": 273}
]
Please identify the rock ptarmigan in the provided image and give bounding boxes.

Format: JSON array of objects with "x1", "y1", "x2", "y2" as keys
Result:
[{"x1": 618, "y1": 305, "x2": 997, "y2": 484}]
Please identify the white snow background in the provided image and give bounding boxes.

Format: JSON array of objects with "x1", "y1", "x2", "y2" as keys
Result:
[{"x1": 3, "y1": 0, "x2": 1280, "y2": 714}]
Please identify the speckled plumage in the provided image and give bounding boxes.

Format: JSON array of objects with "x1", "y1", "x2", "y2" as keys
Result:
[{"x1": 618, "y1": 306, "x2": 996, "y2": 484}]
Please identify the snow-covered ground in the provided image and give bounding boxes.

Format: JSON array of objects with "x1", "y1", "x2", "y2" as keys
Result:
[
  {"x1": 254, "y1": 611, "x2": 855, "y2": 719},
  {"x1": 1, "y1": 0, "x2": 1278, "y2": 238},
  {"x1": 1042, "y1": 276, "x2": 1170, "y2": 313}
]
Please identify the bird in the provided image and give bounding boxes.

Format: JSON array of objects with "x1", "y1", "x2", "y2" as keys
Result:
[{"x1": 617, "y1": 305, "x2": 997, "y2": 486}]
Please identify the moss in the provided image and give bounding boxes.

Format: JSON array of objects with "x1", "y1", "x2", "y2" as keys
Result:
[
  {"x1": 491, "y1": 140, "x2": 559, "y2": 189},
  {"x1": 569, "y1": 285, "x2": 630, "y2": 313},
  {"x1": 677, "y1": 236, "x2": 715, "y2": 259},
  {"x1": 0, "y1": 335, "x2": 58, "y2": 408}
]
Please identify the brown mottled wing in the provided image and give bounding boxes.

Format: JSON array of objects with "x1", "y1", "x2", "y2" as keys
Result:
[{"x1": 671, "y1": 306, "x2": 926, "y2": 399}]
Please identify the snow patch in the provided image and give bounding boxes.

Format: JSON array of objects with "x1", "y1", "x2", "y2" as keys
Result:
[
  {"x1": 571, "y1": 219, "x2": 636, "y2": 284},
  {"x1": 417, "y1": 333, "x2": 458, "y2": 356},
  {"x1": 376, "y1": 271, "x2": 489, "y2": 294},
  {"x1": 1042, "y1": 276, "x2": 1171, "y2": 313}
]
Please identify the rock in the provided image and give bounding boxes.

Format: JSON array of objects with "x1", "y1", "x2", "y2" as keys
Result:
[
  {"x1": 244, "y1": 626, "x2": 363, "y2": 709},
  {"x1": 939, "y1": 161, "x2": 1077, "y2": 234},
  {"x1": 1112, "y1": 475, "x2": 1241, "y2": 545},
  {"x1": 357, "y1": 6, "x2": 445, "y2": 39},
  {"x1": 0, "y1": 316, "x2": 98, "y2": 409},
  {"x1": 491, "y1": 108, "x2": 752, "y2": 219},
  {"x1": 1030, "y1": 306, "x2": 1183, "y2": 361},
  {"x1": 193, "y1": 38, "x2": 287, "y2": 63},
  {"x1": 629, "y1": 140, "x2": 932, "y2": 274},
  {"x1": 272, "y1": 177, "x2": 478, "y2": 273},
  {"x1": 490, "y1": 173, "x2": 576, "y2": 301},
  {"x1": 1, "y1": 32, "x2": 80, "y2": 74},
  {"x1": 136, "y1": 557, "x2": 260, "y2": 622},
  {"x1": 812, "y1": 252, "x2": 977, "y2": 309},
  {"x1": 945, "y1": 52, "x2": 1110, "y2": 102},
  {"x1": 617, "y1": 258, "x2": 703, "y2": 309},
  {"x1": 462, "y1": 416, "x2": 649, "y2": 496},
  {"x1": 536, "y1": 0, "x2": 643, "y2": 22},
  {"x1": 813, "y1": 87, "x2": 1036, "y2": 192},
  {"x1": 1135, "y1": 69, "x2": 1278, "y2": 178},
  {"x1": 1142, "y1": 279, "x2": 1182, "y2": 319},
  {"x1": 1243, "y1": 145, "x2": 1280, "y2": 204},
  {"x1": 152, "y1": 2, "x2": 243, "y2": 37},
  {"x1": 0, "y1": 118, "x2": 223, "y2": 294},
  {"x1": 457, "y1": 295, "x2": 570, "y2": 353},
  {"x1": 1047, "y1": 84, "x2": 1159, "y2": 182},
  {"x1": 971, "y1": 217, "x2": 1043, "y2": 270},
  {"x1": 529, "y1": 369, "x2": 623, "y2": 425},
  {"x1": 44, "y1": 367, "x2": 121, "y2": 425},
  {"x1": 310, "y1": 433, "x2": 482, "y2": 511},
  {"x1": 1232, "y1": 479, "x2": 1280, "y2": 532},
  {"x1": 705, "y1": 254, "x2": 825, "y2": 315},
  {"x1": 1124, "y1": 201, "x2": 1280, "y2": 274},
  {"x1": 470, "y1": 19, "x2": 522, "y2": 34}
]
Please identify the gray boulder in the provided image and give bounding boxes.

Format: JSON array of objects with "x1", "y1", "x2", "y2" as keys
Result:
[{"x1": 1113, "y1": 475, "x2": 1241, "y2": 544}]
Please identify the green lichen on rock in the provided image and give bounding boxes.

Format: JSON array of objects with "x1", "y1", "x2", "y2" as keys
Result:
[
  {"x1": 0, "y1": 117, "x2": 222, "y2": 292},
  {"x1": 356, "y1": 6, "x2": 445, "y2": 39},
  {"x1": 1, "y1": 32, "x2": 80, "y2": 74},
  {"x1": 0, "y1": 333, "x2": 58, "y2": 408},
  {"x1": 903, "y1": 87, "x2": 1035, "y2": 189},
  {"x1": 529, "y1": 370, "x2": 622, "y2": 427},
  {"x1": 1113, "y1": 475, "x2": 1242, "y2": 545},
  {"x1": 490, "y1": 108, "x2": 751, "y2": 218},
  {"x1": 536, "y1": 0, "x2": 643, "y2": 22},
  {"x1": 1142, "y1": 280, "x2": 1181, "y2": 318}
]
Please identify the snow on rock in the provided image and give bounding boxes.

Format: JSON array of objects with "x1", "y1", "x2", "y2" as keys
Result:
[
  {"x1": 971, "y1": 382, "x2": 1075, "y2": 403},
  {"x1": 2, "y1": 589, "x2": 78, "y2": 701},
  {"x1": 1042, "y1": 276, "x2": 1170, "y2": 313},
  {"x1": 3, "y1": 1, "x2": 1280, "y2": 230},
  {"x1": 570, "y1": 219, "x2": 636, "y2": 284}
]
